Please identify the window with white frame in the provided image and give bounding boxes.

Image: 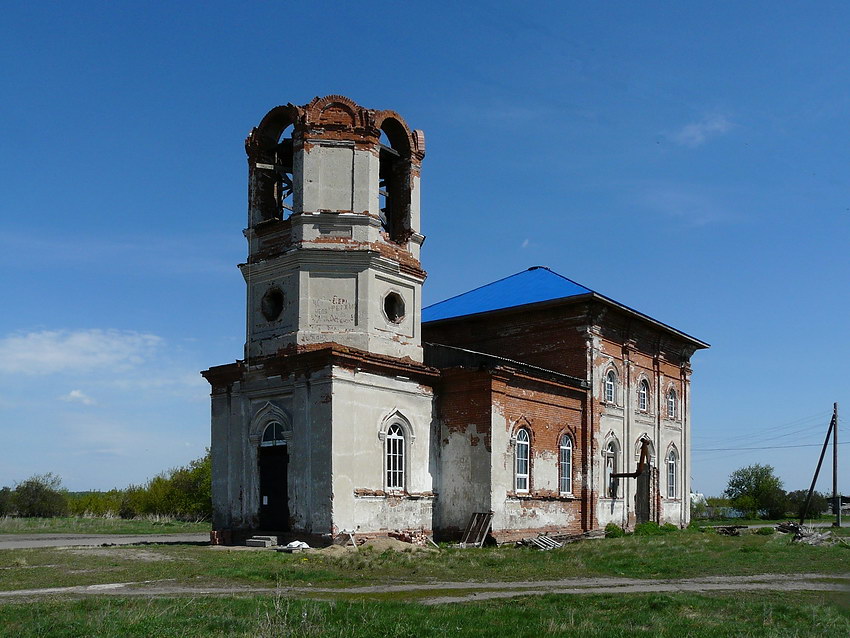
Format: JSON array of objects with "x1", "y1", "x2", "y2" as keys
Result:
[
  {"x1": 638, "y1": 380, "x2": 650, "y2": 412},
  {"x1": 666, "y1": 448, "x2": 678, "y2": 498},
  {"x1": 604, "y1": 370, "x2": 617, "y2": 403},
  {"x1": 260, "y1": 421, "x2": 286, "y2": 447},
  {"x1": 559, "y1": 434, "x2": 573, "y2": 494},
  {"x1": 667, "y1": 388, "x2": 677, "y2": 419},
  {"x1": 515, "y1": 428, "x2": 530, "y2": 492},
  {"x1": 604, "y1": 440, "x2": 619, "y2": 498},
  {"x1": 385, "y1": 423, "x2": 405, "y2": 491}
]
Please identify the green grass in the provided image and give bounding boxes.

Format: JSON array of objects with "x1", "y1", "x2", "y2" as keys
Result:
[
  {"x1": 1, "y1": 531, "x2": 848, "y2": 637},
  {"x1": 0, "y1": 591, "x2": 848, "y2": 637},
  {"x1": 0, "y1": 516, "x2": 210, "y2": 536},
  {"x1": 694, "y1": 515, "x2": 842, "y2": 527},
  {"x1": 0, "y1": 530, "x2": 848, "y2": 593}
]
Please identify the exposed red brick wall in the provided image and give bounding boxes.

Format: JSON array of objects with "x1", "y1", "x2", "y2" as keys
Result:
[
  {"x1": 493, "y1": 373, "x2": 589, "y2": 535},
  {"x1": 424, "y1": 300, "x2": 694, "y2": 376},
  {"x1": 424, "y1": 303, "x2": 591, "y2": 377},
  {"x1": 427, "y1": 299, "x2": 701, "y2": 537},
  {"x1": 437, "y1": 368, "x2": 493, "y2": 448}
]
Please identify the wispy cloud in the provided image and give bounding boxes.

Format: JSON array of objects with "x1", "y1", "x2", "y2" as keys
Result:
[
  {"x1": 0, "y1": 329, "x2": 162, "y2": 375},
  {"x1": 672, "y1": 114, "x2": 733, "y2": 148},
  {"x1": 521, "y1": 238, "x2": 530, "y2": 249},
  {"x1": 59, "y1": 389, "x2": 96, "y2": 405},
  {"x1": 637, "y1": 184, "x2": 736, "y2": 226},
  {"x1": 0, "y1": 329, "x2": 210, "y2": 489},
  {"x1": 0, "y1": 232, "x2": 237, "y2": 276}
]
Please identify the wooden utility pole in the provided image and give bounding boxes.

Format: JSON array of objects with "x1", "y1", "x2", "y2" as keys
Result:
[
  {"x1": 833, "y1": 403, "x2": 841, "y2": 528},
  {"x1": 800, "y1": 409, "x2": 835, "y2": 524}
]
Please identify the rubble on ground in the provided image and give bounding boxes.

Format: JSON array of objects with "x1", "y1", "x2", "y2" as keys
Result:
[
  {"x1": 775, "y1": 521, "x2": 846, "y2": 546},
  {"x1": 516, "y1": 529, "x2": 604, "y2": 549},
  {"x1": 361, "y1": 537, "x2": 437, "y2": 553}
]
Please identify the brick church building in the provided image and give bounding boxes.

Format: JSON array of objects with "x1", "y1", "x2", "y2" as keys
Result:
[{"x1": 202, "y1": 96, "x2": 708, "y2": 544}]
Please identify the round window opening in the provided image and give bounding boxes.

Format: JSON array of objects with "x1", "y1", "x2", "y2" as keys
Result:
[
  {"x1": 384, "y1": 292, "x2": 405, "y2": 324},
  {"x1": 261, "y1": 288, "x2": 284, "y2": 321}
]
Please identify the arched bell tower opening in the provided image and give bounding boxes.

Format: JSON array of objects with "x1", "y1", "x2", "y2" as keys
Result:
[
  {"x1": 240, "y1": 96, "x2": 427, "y2": 363},
  {"x1": 245, "y1": 104, "x2": 300, "y2": 227},
  {"x1": 377, "y1": 116, "x2": 413, "y2": 243}
]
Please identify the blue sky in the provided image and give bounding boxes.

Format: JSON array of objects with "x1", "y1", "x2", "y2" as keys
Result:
[{"x1": 1, "y1": 2, "x2": 848, "y2": 497}]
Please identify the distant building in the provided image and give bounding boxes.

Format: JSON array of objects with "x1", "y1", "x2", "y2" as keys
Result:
[{"x1": 202, "y1": 96, "x2": 708, "y2": 544}]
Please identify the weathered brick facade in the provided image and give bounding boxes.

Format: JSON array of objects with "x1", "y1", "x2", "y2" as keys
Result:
[
  {"x1": 203, "y1": 96, "x2": 707, "y2": 546},
  {"x1": 423, "y1": 289, "x2": 707, "y2": 536}
]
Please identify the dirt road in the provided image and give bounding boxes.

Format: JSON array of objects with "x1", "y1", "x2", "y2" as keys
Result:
[
  {"x1": 0, "y1": 573, "x2": 847, "y2": 605},
  {"x1": 0, "y1": 533, "x2": 209, "y2": 550}
]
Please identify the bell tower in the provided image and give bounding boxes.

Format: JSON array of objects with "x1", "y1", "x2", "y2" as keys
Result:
[{"x1": 241, "y1": 96, "x2": 426, "y2": 362}]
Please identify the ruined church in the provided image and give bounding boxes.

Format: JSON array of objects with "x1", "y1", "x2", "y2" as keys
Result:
[{"x1": 202, "y1": 96, "x2": 708, "y2": 545}]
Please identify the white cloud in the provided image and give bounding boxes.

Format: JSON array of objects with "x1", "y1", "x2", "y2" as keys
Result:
[
  {"x1": 521, "y1": 238, "x2": 530, "y2": 249},
  {"x1": 59, "y1": 389, "x2": 96, "y2": 405},
  {"x1": 638, "y1": 184, "x2": 735, "y2": 226},
  {"x1": 673, "y1": 114, "x2": 732, "y2": 148},
  {"x1": 0, "y1": 329, "x2": 162, "y2": 375}
]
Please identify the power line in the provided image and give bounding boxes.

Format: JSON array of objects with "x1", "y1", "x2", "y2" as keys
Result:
[
  {"x1": 706, "y1": 422, "x2": 827, "y2": 447},
  {"x1": 693, "y1": 411, "x2": 832, "y2": 446},
  {"x1": 694, "y1": 441, "x2": 850, "y2": 452}
]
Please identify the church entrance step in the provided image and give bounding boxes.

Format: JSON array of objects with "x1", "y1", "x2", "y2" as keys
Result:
[{"x1": 245, "y1": 535, "x2": 278, "y2": 547}]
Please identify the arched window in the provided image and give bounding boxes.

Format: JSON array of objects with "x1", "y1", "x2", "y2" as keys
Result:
[
  {"x1": 385, "y1": 423, "x2": 405, "y2": 491},
  {"x1": 515, "y1": 428, "x2": 530, "y2": 492},
  {"x1": 667, "y1": 448, "x2": 679, "y2": 498},
  {"x1": 638, "y1": 380, "x2": 650, "y2": 412},
  {"x1": 604, "y1": 370, "x2": 617, "y2": 404},
  {"x1": 559, "y1": 434, "x2": 573, "y2": 494},
  {"x1": 260, "y1": 421, "x2": 286, "y2": 447},
  {"x1": 667, "y1": 388, "x2": 677, "y2": 419},
  {"x1": 604, "y1": 440, "x2": 619, "y2": 498}
]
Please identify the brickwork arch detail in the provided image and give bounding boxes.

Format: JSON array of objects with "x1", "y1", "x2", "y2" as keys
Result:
[{"x1": 248, "y1": 401, "x2": 293, "y2": 446}]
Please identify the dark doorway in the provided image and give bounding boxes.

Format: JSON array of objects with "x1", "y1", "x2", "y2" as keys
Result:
[{"x1": 259, "y1": 443, "x2": 289, "y2": 530}]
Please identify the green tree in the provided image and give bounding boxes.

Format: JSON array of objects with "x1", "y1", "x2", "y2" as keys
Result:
[
  {"x1": 12, "y1": 473, "x2": 69, "y2": 517},
  {"x1": 723, "y1": 464, "x2": 787, "y2": 519},
  {"x1": 786, "y1": 489, "x2": 829, "y2": 519},
  {"x1": 68, "y1": 489, "x2": 124, "y2": 517},
  {"x1": 117, "y1": 452, "x2": 211, "y2": 520},
  {"x1": 0, "y1": 486, "x2": 12, "y2": 516}
]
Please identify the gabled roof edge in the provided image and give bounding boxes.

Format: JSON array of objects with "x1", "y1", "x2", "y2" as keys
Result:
[{"x1": 423, "y1": 291, "x2": 709, "y2": 350}]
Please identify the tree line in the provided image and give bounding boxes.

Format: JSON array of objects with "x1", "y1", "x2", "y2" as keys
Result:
[
  {"x1": 694, "y1": 463, "x2": 832, "y2": 520},
  {"x1": 0, "y1": 453, "x2": 211, "y2": 520}
]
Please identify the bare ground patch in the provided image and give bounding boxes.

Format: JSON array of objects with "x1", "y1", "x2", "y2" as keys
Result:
[{"x1": 62, "y1": 548, "x2": 176, "y2": 562}]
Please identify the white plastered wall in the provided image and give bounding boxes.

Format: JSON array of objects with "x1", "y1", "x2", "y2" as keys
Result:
[
  {"x1": 242, "y1": 252, "x2": 423, "y2": 362},
  {"x1": 329, "y1": 367, "x2": 436, "y2": 534}
]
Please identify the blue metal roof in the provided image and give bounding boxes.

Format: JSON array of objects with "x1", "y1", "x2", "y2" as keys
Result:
[{"x1": 422, "y1": 266, "x2": 592, "y2": 323}]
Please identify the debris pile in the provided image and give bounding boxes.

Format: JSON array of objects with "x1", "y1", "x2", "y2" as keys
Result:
[
  {"x1": 516, "y1": 529, "x2": 604, "y2": 549},
  {"x1": 517, "y1": 534, "x2": 562, "y2": 551},
  {"x1": 388, "y1": 530, "x2": 434, "y2": 547},
  {"x1": 776, "y1": 521, "x2": 802, "y2": 536},
  {"x1": 277, "y1": 540, "x2": 310, "y2": 553},
  {"x1": 361, "y1": 537, "x2": 437, "y2": 553},
  {"x1": 776, "y1": 522, "x2": 846, "y2": 546}
]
